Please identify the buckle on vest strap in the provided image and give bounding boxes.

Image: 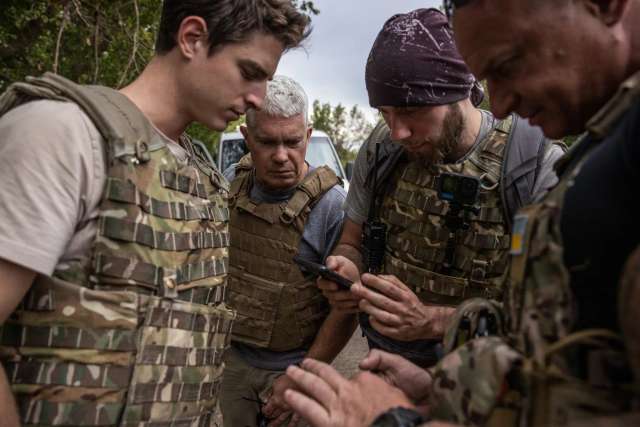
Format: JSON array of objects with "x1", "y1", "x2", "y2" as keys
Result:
[
  {"x1": 135, "y1": 139, "x2": 151, "y2": 163},
  {"x1": 470, "y1": 259, "x2": 489, "y2": 282},
  {"x1": 280, "y1": 208, "x2": 296, "y2": 224},
  {"x1": 160, "y1": 277, "x2": 179, "y2": 299}
]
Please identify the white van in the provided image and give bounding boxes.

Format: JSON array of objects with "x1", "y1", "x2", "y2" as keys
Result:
[{"x1": 217, "y1": 130, "x2": 350, "y2": 191}]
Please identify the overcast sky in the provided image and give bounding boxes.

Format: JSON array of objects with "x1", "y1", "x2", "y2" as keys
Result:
[{"x1": 277, "y1": 0, "x2": 441, "y2": 122}]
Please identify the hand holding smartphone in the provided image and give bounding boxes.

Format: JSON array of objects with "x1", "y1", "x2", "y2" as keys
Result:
[{"x1": 292, "y1": 255, "x2": 354, "y2": 290}]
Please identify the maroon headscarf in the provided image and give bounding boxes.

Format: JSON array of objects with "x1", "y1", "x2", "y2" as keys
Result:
[{"x1": 365, "y1": 8, "x2": 484, "y2": 107}]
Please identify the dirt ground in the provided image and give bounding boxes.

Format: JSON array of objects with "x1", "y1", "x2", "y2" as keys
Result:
[
  {"x1": 330, "y1": 326, "x2": 369, "y2": 378},
  {"x1": 216, "y1": 329, "x2": 370, "y2": 426}
]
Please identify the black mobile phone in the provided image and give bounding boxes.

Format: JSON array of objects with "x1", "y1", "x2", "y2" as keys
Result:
[{"x1": 292, "y1": 255, "x2": 354, "y2": 291}]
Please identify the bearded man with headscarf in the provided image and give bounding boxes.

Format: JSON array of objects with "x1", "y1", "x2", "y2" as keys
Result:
[{"x1": 317, "y1": 8, "x2": 566, "y2": 369}]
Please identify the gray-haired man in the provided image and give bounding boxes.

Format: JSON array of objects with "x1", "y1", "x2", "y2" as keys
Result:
[{"x1": 220, "y1": 75, "x2": 351, "y2": 427}]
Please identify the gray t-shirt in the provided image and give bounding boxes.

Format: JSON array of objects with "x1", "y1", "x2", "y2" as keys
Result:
[
  {"x1": 0, "y1": 99, "x2": 188, "y2": 276},
  {"x1": 224, "y1": 164, "x2": 346, "y2": 371}
]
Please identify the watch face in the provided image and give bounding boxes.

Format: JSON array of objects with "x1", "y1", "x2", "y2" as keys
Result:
[
  {"x1": 371, "y1": 407, "x2": 425, "y2": 427},
  {"x1": 371, "y1": 412, "x2": 400, "y2": 427}
]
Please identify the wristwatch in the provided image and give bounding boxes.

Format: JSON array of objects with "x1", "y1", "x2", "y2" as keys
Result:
[{"x1": 370, "y1": 407, "x2": 426, "y2": 427}]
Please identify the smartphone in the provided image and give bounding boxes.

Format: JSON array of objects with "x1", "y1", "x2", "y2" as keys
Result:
[{"x1": 292, "y1": 255, "x2": 354, "y2": 290}]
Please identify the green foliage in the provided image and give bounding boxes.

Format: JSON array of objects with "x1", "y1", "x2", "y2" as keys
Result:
[
  {"x1": 0, "y1": 0, "x2": 319, "y2": 157},
  {"x1": 311, "y1": 100, "x2": 373, "y2": 165},
  {"x1": 0, "y1": 0, "x2": 161, "y2": 92}
]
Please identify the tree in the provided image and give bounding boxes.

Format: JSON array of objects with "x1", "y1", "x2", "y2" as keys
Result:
[
  {"x1": 311, "y1": 100, "x2": 374, "y2": 164},
  {"x1": 0, "y1": 0, "x2": 161, "y2": 92},
  {"x1": 0, "y1": 1, "x2": 319, "y2": 157}
]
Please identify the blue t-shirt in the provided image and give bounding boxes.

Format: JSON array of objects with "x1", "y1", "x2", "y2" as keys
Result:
[{"x1": 224, "y1": 164, "x2": 346, "y2": 371}]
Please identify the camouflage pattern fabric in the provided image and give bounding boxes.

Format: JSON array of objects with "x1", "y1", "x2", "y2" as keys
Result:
[
  {"x1": 429, "y1": 74, "x2": 640, "y2": 426},
  {"x1": 0, "y1": 73, "x2": 235, "y2": 426},
  {"x1": 430, "y1": 336, "x2": 522, "y2": 426},
  {"x1": 226, "y1": 155, "x2": 338, "y2": 351},
  {"x1": 380, "y1": 118, "x2": 513, "y2": 307}
]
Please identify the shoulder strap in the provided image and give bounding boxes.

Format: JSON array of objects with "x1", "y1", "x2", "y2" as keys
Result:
[
  {"x1": 362, "y1": 122, "x2": 407, "y2": 220},
  {"x1": 500, "y1": 114, "x2": 550, "y2": 228},
  {"x1": 229, "y1": 154, "x2": 254, "y2": 199},
  {"x1": 0, "y1": 72, "x2": 156, "y2": 164},
  {"x1": 364, "y1": 122, "x2": 406, "y2": 193},
  {"x1": 281, "y1": 165, "x2": 340, "y2": 222},
  {"x1": 236, "y1": 153, "x2": 254, "y2": 172}
]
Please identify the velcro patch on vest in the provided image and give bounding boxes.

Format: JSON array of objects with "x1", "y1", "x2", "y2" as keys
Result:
[
  {"x1": 106, "y1": 178, "x2": 229, "y2": 222},
  {"x1": 99, "y1": 216, "x2": 230, "y2": 250},
  {"x1": 160, "y1": 170, "x2": 208, "y2": 199}
]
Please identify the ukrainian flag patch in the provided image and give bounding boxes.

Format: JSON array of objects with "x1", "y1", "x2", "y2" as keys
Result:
[{"x1": 510, "y1": 214, "x2": 528, "y2": 255}]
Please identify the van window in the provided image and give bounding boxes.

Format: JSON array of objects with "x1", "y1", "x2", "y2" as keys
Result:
[
  {"x1": 306, "y1": 136, "x2": 344, "y2": 179},
  {"x1": 220, "y1": 139, "x2": 247, "y2": 172}
]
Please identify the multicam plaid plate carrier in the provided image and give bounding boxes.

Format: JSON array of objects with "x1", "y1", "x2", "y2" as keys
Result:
[
  {"x1": 430, "y1": 73, "x2": 640, "y2": 426},
  {"x1": 380, "y1": 119, "x2": 512, "y2": 307},
  {"x1": 0, "y1": 73, "x2": 235, "y2": 427},
  {"x1": 227, "y1": 156, "x2": 338, "y2": 351}
]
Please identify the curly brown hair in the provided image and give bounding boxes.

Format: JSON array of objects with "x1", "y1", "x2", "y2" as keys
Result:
[{"x1": 155, "y1": 0, "x2": 311, "y2": 55}]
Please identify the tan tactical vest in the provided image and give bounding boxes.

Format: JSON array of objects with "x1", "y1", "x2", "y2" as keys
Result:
[
  {"x1": 380, "y1": 119, "x2": 512, "y2": 307},
  {"x1": 227, "y1": 156, "x2": 338, "y2": 351},
  {"x1": 491, "y1": 73, "x2": 640, "y2": 427},
  {"x1": 0, "y1": 73, "x2": 235, "y2": 426}
]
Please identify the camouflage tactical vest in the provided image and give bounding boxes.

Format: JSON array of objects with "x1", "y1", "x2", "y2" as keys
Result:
[
  {"x1": 494, "y1": 74, "x2": 640, "y2": 427},
  {"x1": 0, "y1": 73, "x2": 235, "y2": 426},
  {"x1": 227, "y1": 156, "x2": 338, "y2": 351},
  {"x1": 380, "y1": 118, "x2": 512, "y2": 307}
]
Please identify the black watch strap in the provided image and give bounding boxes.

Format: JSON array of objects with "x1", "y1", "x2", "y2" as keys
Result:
[{"x1": 370, "y1": 407, "x2": 426, "y2": 427}]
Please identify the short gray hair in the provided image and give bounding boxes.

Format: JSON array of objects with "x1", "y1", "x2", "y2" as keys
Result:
[{"x1": 246, "y1": 75, "x2": 309, "y2": 128}]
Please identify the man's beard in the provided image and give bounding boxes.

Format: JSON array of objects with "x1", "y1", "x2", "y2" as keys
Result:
[{"x1": 410, "y1": 103, "x2": 465, "y2": 166}]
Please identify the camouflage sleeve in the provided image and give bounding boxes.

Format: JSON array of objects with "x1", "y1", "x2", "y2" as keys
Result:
[{"x1": 429, "y1": 337, "x2": 522, "y2": 426}]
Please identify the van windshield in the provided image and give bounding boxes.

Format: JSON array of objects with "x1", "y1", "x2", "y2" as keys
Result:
[
  {"x1": 218, "y1": 135, "x2": 344, "y2": 179},
  {"x1": 219, "y1": 139, "x2": 247, "y2": 173},
  {"x1": 306, "y1": 136, "x2": 344, "y2": 179}
]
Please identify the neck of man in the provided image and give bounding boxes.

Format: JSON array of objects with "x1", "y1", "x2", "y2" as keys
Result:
[
  {"x1": 448, "y1": 100, "x2": 482, "y2": 162},
  {"x1": 119, "y1": 55, "x2": 188, "y2": 142}
]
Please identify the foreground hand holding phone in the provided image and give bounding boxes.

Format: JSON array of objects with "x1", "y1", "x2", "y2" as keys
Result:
[{"x1": 314, "y1": 256, "x2": 363, "y2": 313}]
